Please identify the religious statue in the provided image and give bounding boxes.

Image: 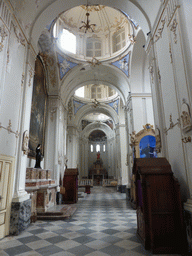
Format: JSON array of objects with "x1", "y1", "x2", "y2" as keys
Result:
[
  {"x1": 34, "y1": 144, "x2": 42, "y2": 168},
  {"x1": 97, "y1": 151, "x2": 100, "y2": 160}
]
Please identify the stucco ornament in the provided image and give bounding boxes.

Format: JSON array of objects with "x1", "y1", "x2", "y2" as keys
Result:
[
  {"x1": 180, "y1": 99, "x2": 192, "y2": 133},
  {"x1": 170, "y1": 18, "x2": 178, "y2": 44},
  {"x1": 119, "y1": 58, "x2": 128, "y2": 72},
  {"x1": 60, "y1": 59, "x2": 70, "y2": 75},
  {"x1": 154, "y1": 19, "x2": 165, "y2": 42},
  {"x1": 0, "y1": 25, "x2": 8, "y2": 52},
  {"x1": 22, "y1": 130, "x2": 29, "y2": 155},
  {"x1": 129, "y1": 131, "x2": 138, "y2": 146},
  {"x1": 155, "y1": 127, "x2": 161, "y2": 153}
]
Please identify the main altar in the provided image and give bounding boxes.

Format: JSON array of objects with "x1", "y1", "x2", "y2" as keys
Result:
[{"x1": 88, "y1": 152, "x2": 108, "y2": 185}]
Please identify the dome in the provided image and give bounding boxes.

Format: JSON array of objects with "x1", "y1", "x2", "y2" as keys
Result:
[{"x1": 53, "y1": 5, "x2": 133, "y2": 61}]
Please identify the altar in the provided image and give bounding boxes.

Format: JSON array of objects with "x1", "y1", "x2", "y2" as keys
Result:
[
  {"x1": 25, "y1": 168, "x2": 56, "y2": 222},
  {"x1": 88, "y1": 153, "x2": 108, "y2": 185}
]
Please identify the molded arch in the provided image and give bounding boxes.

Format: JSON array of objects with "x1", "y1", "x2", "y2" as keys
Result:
[
  {"x1": 73, "y1": 103, "x2": 119, "y2": 128},
  {"x1": 81, "y1": 122, "x2": 115, "y2": 140},
  {"x1": 61, "y1": 64, "x2": 130, "y2": 106},
  {"x1": 130, "y1": 29, "x2": 150, "y2": 93}
]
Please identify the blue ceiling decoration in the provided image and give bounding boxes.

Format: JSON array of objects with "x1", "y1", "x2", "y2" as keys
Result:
[
  {"x1": 111, "y1": 53, "x2": 130, "y2": 77},
  {"x1": 57, "y1": 53, "x2": 78, "y2": 80},
  {"x1": 108, "y1": 99, "x2": 119, "y2": 114},
  {"x1": 73, "y1": 100, "x2": 86, "y2": 115}
]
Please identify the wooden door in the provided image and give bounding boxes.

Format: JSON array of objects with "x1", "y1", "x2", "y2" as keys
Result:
[{"x1": 0, "y1": 155, "x2": 15, "y2": 239}]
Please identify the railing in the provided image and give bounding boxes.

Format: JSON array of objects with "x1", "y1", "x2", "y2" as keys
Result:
[
  {"x1": 78, "y1": 179, "x2": 93, "y2": 187},
  {"x1": 103, "y1": 179, "x2": 117, "y2": 187}
]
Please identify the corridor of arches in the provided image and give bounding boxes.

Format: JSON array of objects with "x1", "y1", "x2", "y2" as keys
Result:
[{"x1": 1, "y1": 0, "x2": 192, "y2": 254}]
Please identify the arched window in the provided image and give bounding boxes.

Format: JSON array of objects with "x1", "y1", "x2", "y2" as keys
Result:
[
  {"x1": 90, "y1": 144, "x2": 93, "y2": 152},
  {"x1": 103, "y1": 144, "x2": 106, "y2": 152},
  {"x1": 59, "y1": 29, "x2": 76, "y2": 54},
  {"x1": 91, "y1": 85, "x2": 102, "y2": 99},
  {"x1": 86, "y1": 38, "x2": 102, "y2": 57},
  {"x1": 96, "y1": 144, "x2": 100, "y2": 152},
  {"x1": 113, "y1": 28, "x2": 126, "y2": 53}
]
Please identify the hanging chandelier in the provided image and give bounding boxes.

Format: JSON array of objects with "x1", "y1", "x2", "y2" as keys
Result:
[{"x1": 79, "y1": 5, "x2": 96, "y2": 33}]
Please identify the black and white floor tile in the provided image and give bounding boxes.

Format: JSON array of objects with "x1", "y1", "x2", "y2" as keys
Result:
[{"x1": 0, "y1": 187, "x2": 181, "y2": 256}]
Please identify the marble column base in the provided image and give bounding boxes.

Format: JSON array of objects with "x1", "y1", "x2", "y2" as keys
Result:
[{"x1": 9, "y1": 199, "x2": 31, "y2": 235}]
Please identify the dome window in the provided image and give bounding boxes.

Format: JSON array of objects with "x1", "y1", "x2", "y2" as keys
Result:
[{"x1": 59, "y1": 29, "x2": 76, "y2": 54}]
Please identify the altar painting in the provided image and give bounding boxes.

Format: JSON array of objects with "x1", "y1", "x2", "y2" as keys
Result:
[{"x1": 28, "y1": 57, "x2": 47, "y2": 158}]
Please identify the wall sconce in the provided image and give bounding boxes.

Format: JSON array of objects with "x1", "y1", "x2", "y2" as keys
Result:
[{"x1": 164, "y1": 114, "x2": 180, "y2": 134}]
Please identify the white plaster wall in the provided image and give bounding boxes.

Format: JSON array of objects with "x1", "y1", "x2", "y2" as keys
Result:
[
  {"x1": 0, "y1": 23, "x2": 26, "y2": 157},
  {"x1": 154, "y1": 10, "x2": 189, "y2": 200}
]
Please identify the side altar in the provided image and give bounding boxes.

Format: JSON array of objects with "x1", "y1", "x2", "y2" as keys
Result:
[{"x1": 25, "y1": 168, "x2": 57, "y2": 221}]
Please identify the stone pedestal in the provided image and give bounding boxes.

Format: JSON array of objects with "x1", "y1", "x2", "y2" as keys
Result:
[
  {"x1": 9, "y1": 199, "x2": 31, "y2": 235},
  {"x1": 25, "y1": 168, "x2": 57, "y2": 219}
]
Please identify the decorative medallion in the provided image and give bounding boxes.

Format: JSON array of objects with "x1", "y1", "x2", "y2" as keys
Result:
[
  {"x1": 180, "y1": 99, "x2": 192, "y2": 133},
  {"x1": 111, "y1": 53, "x2": 130, "y2": 77},
  {"x1": 57, "y1": 53, "x2": 78, "y2": 80}
]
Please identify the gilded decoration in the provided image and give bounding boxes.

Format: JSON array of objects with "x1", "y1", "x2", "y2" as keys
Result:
[
  {"x1": 28, "y1": 67, "x2": 35, "y2": 87},
  {"x1": 169, "y1": 43, "x2": 173, "y2": 63},
  {"x1": 61, "y1": 7, "x2": 127, "y2": 34},
  {"x1": 21, "y1": 72, "x2": 25, "y2": 87},
  {"x1": 12, "y1": 24, "x2": 25, "y2": 46},
  {"x1": 81, "y1": 5, "x2": 105, "y2": 12},
  {"x1": 180, "y1": 99, "x2": 192, "y2": 133},
  {"x1": 39, "y1": 49, "x2": 57, "y2": 88},
  {"x1": 68, "y1": 99, "x2": 73, "y2": 120},
  {"x1": 149, "y1": 64, "x2": 154, "y2": 84},
  {"x1": 0, "y1": 24, "x2": 8, "y2": 52},
  {"x1": 130, "y1": 131, "x2": 138, "y2": 147},
  {"x1": 164, "y1": 114, "x2": 180, "y2": 134},
  {"x1": 154, "y1": 19, "x2": 165, "y2": 43},
  {"x1": 0, "y1": 120, "x2": 19, "y2": 138},
  {"x1": 128, "y1": 34, "x2": 136, "y2": 45},
  {"x1": 155, "y1": 127, "x2": 161, "y2": 153},
  {"x1": 170, "y1": 18, "x2": 178, "y2": 44}
]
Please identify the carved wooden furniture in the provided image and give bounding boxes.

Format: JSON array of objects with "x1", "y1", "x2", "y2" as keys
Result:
[
  {"x1": 62, "y1": 168, "x2": 78, "y2": 204},
  {"x1": 130, "y1": 124, "x2": 156, "y2": 209},
  {"x1": 133, "y1": 157, "x2": 186, "y2": 254}
]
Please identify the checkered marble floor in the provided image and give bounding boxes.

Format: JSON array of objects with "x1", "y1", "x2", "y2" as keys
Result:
[{"x1": 0, "y1": 187, "x2": 181, "y2": 256}]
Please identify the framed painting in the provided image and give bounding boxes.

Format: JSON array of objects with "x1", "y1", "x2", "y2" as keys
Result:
[{"x1": 28, "y1": 56, "x2": 47, "y2": 158}]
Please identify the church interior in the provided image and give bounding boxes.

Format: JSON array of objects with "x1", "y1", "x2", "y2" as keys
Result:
[{"x1": 1, "y1": 0, "x2": 192, "y2": 255}]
